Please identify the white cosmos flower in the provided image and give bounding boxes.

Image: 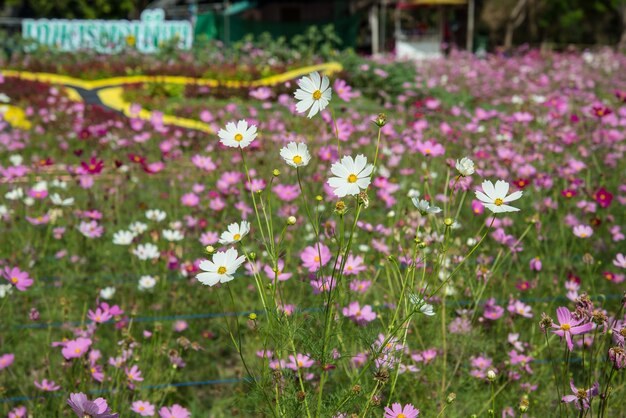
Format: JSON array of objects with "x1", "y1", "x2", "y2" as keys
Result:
[
  {"x1": 129, "y1": 221, "x2": 148, "y2": 235},
  {"x1": 475, "y1": 180, "x2": 523, "y2": 213},
  {"x1": 146, "y1": 209, "x2": 167, "y2": 222},
  {"x1": 327, "y1": 155, "x2": 373, "y2": 198},
  {"x1": 51, "y1": 179, "x2": 68, "y2": 189},
  {"x1": 455, "y1": 157, "x2": 475, "y2": 176},
  {"x1": 408, "y1": 293, "x2": 435, "y2": 316},
  {"x1": 279, "y1": 142, "x2": 311, "y2": 168},
  {"x1": 294, "y1": 71, "x2": 332, "y2": 118},
  {"x1": 9, "y1": 155, "x2": 23, "y2": 166},
  {"x1": 132, "y1": 243, "x2": 160, "y2": 260},
  {"x1": 218, "y1": 120, "x2": 257, "y2": 148},
  {"x1": 411, "y1": 198, "x2": 441, "y2": 215},
  {"x1": 0, "y1": 283, "x2": 14, "y2": 298},
  {"x1": 50, "y1": 193, "x2": 74, "y2": 206},
  {"x1": 196, "y1": 248, "x2": 246, "y2": 286},
  {"x1": 99, "y1": 286, "x2": 116, "y2": 300},
  {"x1": 219, "y1": 221, "x2": 250, "y2": 245},
  {"x1": 138, "y1": 275, "x2": 157, "y2": 291},
  {"x1": 113, "y1": 230, "x2": 135, "y2": 245},
  {"x1": 162, "y1": 229, "x2": 184, "y2": 242},
  {"x1": 5, "y1": 188, "x2": 23, "y2": 200}
]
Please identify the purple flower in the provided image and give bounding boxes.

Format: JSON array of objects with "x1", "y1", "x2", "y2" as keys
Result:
[
  {"x1": 561, "y1": 380, "x2": 599, "y2": 410},
  {"x1": 2, "y1": 267, "x2": 33, "y2": 291},
  {"x1": 551, "y1": 307, "x2": 593, "y2": 351},
  {"x1": 67, "y1": 392, "x2": 119, "y2": 418}
]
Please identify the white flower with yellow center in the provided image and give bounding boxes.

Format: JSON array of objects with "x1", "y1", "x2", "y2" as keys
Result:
[
  {"x1": 279, "y1": 142, "x2": 311, "y2": 168},
  {"x1": 294, "y1": 71, "x2": 332, "y2": 118},
  {"x1": 327, "y1": 155, "x2": 374, "y2": 198},
  {"x1": 197, "y1": 248, "x2": 246, "y2": 286},
  {"x1": 218, "y1": 221, "x2": 250, "y2": 245},
  {"x1": 475, "y1": 180, "x2": 523, "y2": 213},
  {"x1": 218, "y1": 120, "x2": 257, "y2": 148}
]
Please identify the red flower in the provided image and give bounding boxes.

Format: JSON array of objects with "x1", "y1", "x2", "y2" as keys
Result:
[
  {"x1": 593, "y1": 187, "x2": 613, "y2": 208},
  {"x1": 561, "y1": 189, "x2": 577, "y2": 198},
  {"x1": 81, "y1": 157, "x2": 104, "y2": 174},
  {"x1": 591, "y1": 105, "x2": 612, "y2": 118},
  {"x1": 513, "y1": 178, "x2": 530, "y2": 189},
  {"x1": 128, "y1": 153, "x2": 145, "y2": 165}
]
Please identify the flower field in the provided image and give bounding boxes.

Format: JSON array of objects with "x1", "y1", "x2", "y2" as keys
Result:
[{"x1": 0, "y1": 47, "x2": 625, "y2": 417}]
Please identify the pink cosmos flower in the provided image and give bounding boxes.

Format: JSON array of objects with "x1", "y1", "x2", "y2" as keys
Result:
[
  {"x1": 593, "y1": 187, "x2": 613, "y2": 208},
  {"x1": 88, "y1": 308, "x2": 113, "y2": 324},
  {"x1": 62, "y1": 338, "x2": 92, "y2": 360},
  {"x1": 416, "y1": 140, "x2": 445, "y2": 157},
  {"x1": 300, "y1": 243, "x2": 331, "y2": 272},
  {"x1": 573, "y1": 224, "x2": 593, "y2": 238},
  {"x1": 8, "y1": 406, "x2": 26, "y2": 418},
  {"x1": 181, "y1": 193, "x2": 200, "y2": 207},
  {"x1": 562, "y1": 380, "x2": 599, "y2": 410},
  {"x1": 67, "y1": 392, "x2": 118, "y2": 418},
  {"x1": 3, "y1": 266, "x2": 33, "y2": 291},
  {"x1": 0, "y1": 353, "x2": 15, "y2": 369},
  {"x1": 263, "y1": 259, "x2": 292, "y2": 282},
  {"x1": 383, "y1": 403, "x2": 420, "y2": 418},
  {"x1": 529, "y1": 257, "x2": 542, "y2": 271},
  {"x1": 34, "y1": 379, "x2": 61, "y2": 391},
  {"x1": 79, "y1": 220, "x2": 104, "y2": 238},
  {"x1": 287, "y1": 353, "x2": 315, "y2": 370},
  {"x1": 342, "y1": 301, "x2": 377, "y2": 325},
  {"x1": 125, "y1": 365, "x2": 144, "y2": 382},
  {"x1": 551, "y1": 307, "x2": 593, "y2": 351},
  {"x1": 132, "y1": 400, "x2": 155, "y2": 416},
  {"x1": 342, "y1": 255, "x2": 366, "y2": 275},
  {"x1": 158, "y1": 404, "x2": 190, "y2": 418},
  {"x1": 349, "y1": 279, "x2": 372, "y2": 293},
  {"x1": 333, "y1": 79, "x2": 359, "y2": 102},
  {"x1": 507, "y1": 300, "x2": 533, "y2": 318}
]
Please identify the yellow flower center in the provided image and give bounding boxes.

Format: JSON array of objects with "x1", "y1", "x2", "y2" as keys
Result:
[
  {"x1": 233, "y1": 233, "x2": 241, "y2": 241},
  {"x1": 234, "y1": 133, "x2": 243, "y2": 142},
  {"x1": 89, "y1": 164, "x2": 95, "y2": 170},
  {"x1": 314, "y1": 256, "x2": 320, "y2": 262},
  {"x1": 218, "y1": 266, "x2": 227, "y2": 274},
  {"x1": 312, "y1": 90, "x2": 322, "y2": 100},
  {"x1": 494, "y1": 198, "x2": 504, "y2": 206},
  {"x1": 297, "y1": 361, "x2": 303, "y2": 367},
  {"x1": 74, "y1": 348, "x2": 81, "y2": 354},
  {"x1": 398, "y1": 414, "x2": 406, "y2": 418},
  {"x1": 580, "y1": 233, "x2": 587, "y2": 238},
  {"x1": 293, "y1": 155, "x2": 303, "y2": 164},
  {"x1": 11, "y1": 277, "x2": 18, "y2": 283},
  {"x1": 356, "y1": 310, "x2": 361, "y2": 317},
  {"x1": 424, "y1": 148, "x2": 431, "y2": 154},
  {"x1": 561, "y1": 324, "x2": 571, "y2": 331},
  {"x1": 348, "y1": 174, "x2": 358, "y2": 183},
  {"x1": 139, "y1": 406, "x2": 145, "y2": 411}
]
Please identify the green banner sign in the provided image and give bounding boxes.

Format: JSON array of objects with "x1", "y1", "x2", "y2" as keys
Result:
[{"x1": 22, "y1": 9, "x2": 193, "y2": 54}]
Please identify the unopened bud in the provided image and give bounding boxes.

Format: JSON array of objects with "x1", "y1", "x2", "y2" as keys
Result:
[
  {"x1": 315, "y1": 195, "x2": 323, "y2": 201},
  {"x1": 373, "y1": 113, "x2": 387, "y2": 127},
  {"x1": 444, "y1": 218, "x2": 454, "y2": 227},
  {"x1": 205, "y1": 245, "x2": 215, "y2": 254},
  {"x1": 248, "y1": 252, "x2": 256, "y2": 261},
  {"x1": 519, "y1": 398, "x2": 529, "y2": 412},
  {"x1": 335, "y1": 200, "x2": 347, "y2": 215},
  {"x1": 446, "y1": 393, "x2": 456, "y2": 404},
  {"x1": 287, "y1": 216, "x2": 297, "y2": 225},
  {"x1": 248, "y1": 313, "x2": 257, "y2": 320},
  {"x1": 487, "y1": 370, "x2": 497, "y2": 381},
  {"x1": 272, "y1": 169, "x2": 280, "y2": 177}
]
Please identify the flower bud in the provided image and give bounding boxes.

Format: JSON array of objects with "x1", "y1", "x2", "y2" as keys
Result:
[
  {"x1": 248, "y1": 313, "x2": 257, "y2": 321},
  {"x1": 519, "y1": 398, "x2": 529, "y2": 412},
  {"x1": 487, "y1": 370, "x2": 497, "y2": 381},
  {"x1": 444, "y1": 218, "x2": 454, "y2": 226},
  {"x1": 205, "y1": 245, "x2": 215, "y2": 254},
  {"x1": 373, "y1": 113, "x2": 387, "y2": 127},
  {"x1": 287, "y1": 216, "x2": 297, "y2": 225},
  {"x1": 248, "y1": 252, "x2": 256, "y2": 261},
  {"x1": 446, "y1": 393, "x2": 456, "y2": 404},
  {"x1": 272, "y1": 169, "x2": 280, "y2": 177},
  {"x1": 335, "y1": 200, "x2": 347, "y2": 215}
]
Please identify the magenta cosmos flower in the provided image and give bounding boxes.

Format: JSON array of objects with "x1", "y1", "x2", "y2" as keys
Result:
[
  {"x1": 8, "y1": 406, "x2": 26, "y2": 418},
  {"x1": 552, "y1": 307, "x2": 593, "y2": 351},
  {"x1": 67, "y1": 392, "x2": 119, "y2": 418},
  {"x1": 384, "y1": 402, "x2": 420, "y2": 418},
  {"x1": 158, "y1": 404, "x2": 190, "y2": 418},
  {"x1": 3, "y1": 266, "x2": 33, "y2": 291}
]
